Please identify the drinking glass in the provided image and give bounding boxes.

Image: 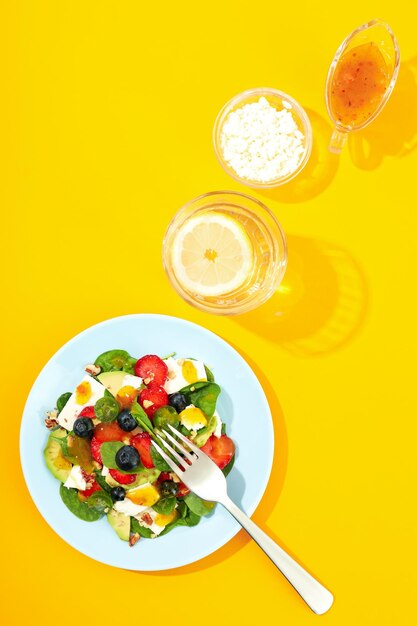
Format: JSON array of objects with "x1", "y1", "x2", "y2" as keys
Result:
[{"x1": 162, "y1": 191, "x2": 287, "y2": 315}]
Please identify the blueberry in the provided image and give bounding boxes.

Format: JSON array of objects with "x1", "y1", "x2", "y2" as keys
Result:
[
  {"x1": 115, "y1": 445, "x2": 140, "y2": 471},
  {"x1": 110, "y1": 486, "x2": 125, "y2": 502},
  {"x1": 169, "y1": 392, "x2": 188, "y2": 413},
  {"x1": 159, "y1": 480, "x2": 178, "y2": 497},
  {"x1": 117, "y1": 410, "x2": 137, "y2": 432},
  {"x1": 73, "y1": 417, "x2": 94, "y2": 438}
]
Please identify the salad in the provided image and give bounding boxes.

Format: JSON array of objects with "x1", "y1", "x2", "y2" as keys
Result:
[{"x1": 43, "y1": 350, "x2": 235, "y2": 546}]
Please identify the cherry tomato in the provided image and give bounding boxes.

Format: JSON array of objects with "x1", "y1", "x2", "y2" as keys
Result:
[
  {"x1": 200, "y1": 435, "x2": 235, "y2": 470},
  {"x1": 94, "y1": 421, "x2": 126, "y2": 442}
]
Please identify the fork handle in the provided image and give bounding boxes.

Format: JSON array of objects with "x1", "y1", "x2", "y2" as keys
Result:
[{"x1": 220, "y1": 496, "x2": 334, "y2": 614}]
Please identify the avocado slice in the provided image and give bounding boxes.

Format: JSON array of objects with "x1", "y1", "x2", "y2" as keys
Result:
[
  {"x1": 43, "y1": 428, "x2": 72, "y2": 482},
  {"x1": 97, "y1": 371, "x2": 127, "y2": 396},
  {"x1": 107, "y1": 509, "x2": 130, "y2": 541}
]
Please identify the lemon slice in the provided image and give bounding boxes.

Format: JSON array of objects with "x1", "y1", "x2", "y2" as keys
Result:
[{"x1": 172, "y1": 212, "x2": 254, "y2": 297}]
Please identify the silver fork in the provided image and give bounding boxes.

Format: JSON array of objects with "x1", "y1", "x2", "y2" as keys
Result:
[{"x1": 152, "y1": 425, "x2": 334, "y2": 615}]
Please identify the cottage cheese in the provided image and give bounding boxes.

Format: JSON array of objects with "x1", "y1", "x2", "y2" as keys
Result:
[{"x1": 220, "y1": 96, "x2": 306, "y2": 182}]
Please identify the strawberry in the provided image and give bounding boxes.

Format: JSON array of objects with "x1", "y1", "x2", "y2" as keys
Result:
[
  {"x1": 90, "y1": 436, "x2": 103, "y2": 464},
  {"x1": 131, "y1": 433, "x2": 154, "y2": 469},
  {"x1": 78, "y1": 406, "x2": 95, "y2": 418},
  {"x1": 139, "y1": 385, "x2": 169, "y2": 418},
  {"x1": 176, "y1": 481, "x2": 190, "y2": 498},
  {"x1": 134, "y1": 355, "x2": 168, "y2": 387},
  {"x1": 79, "y1": 480, "x2": 101, "y2": 498},
  {"x1": 109, "y1": 469, "x2": 137, "y2": 485}
]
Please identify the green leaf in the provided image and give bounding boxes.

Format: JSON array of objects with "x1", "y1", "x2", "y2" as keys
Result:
[
  {"x1": 94, "y1": 471, "x2": 112, "y2": 492},
  {"x1": 221, "y1": 423, "x2": 227, "y2": 435},
  {"x1": 56, "y1": 392, "x2": 71, "y2": 413},
  {"x1": 59, "y1": 485, "x2": 103, "y2": 521},
  {"x1": 184, "y1": 492, "x2": 215, "y2": 517},
  {"x1": 94, "y1": 396, "x2": 119, "y2": 422},
  {"x1": 188, "y1": 383, "x2": 221, "y2": 417},
  {"x1": 95, "y1": 349, "x2": 136, "y2": 373},
  {"x1": 152, "y1": 497, "x2": 176, "y2": 515},
  {"x1": 150, "y1": 445, "x2": 172, "y2": 472},
  {"x1": 130, "y1": 401, "x2": 154, "y2": 435},
  {"x1": 160, "y1": 501, "x2": 201, "y2": 535},
  {"x1": 131, "y1": 517, "x2": 153, "y2": 538},
  {"x1": 204, "y1": 365, "x2": 215, "y2": 382},
  {"x1": 179, "y1": 381, "x2": 210, "y2": 395},
  {"x1": 87, "y1": 490, "x2": 113, "y2": 514},
  {"x1": 162, "y1": 352, "x2": 176, "y2": 360},
  {"x1": 222, "y1": 454, "x2": 235, "y2": 478},
  {"x1": 50, "y1": 432, "x2": 70, "y2": 457}
]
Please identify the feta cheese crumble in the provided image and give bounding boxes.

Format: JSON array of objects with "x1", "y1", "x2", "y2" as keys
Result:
[{"x1": 220, "y1": 96, "x2": 306, "y2": 182}]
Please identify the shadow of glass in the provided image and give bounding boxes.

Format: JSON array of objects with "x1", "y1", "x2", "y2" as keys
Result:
[
  {"x1": 234, "y1": 235, "x2": 369, "y2": 357},
  {"x1": 145, "y1": 356, "x2": 288, "y2": 577},
  {"x1": 349, "y1": 55, "x2": 417, "y2": 169},
  {"x1": 257, "y1": 109, "x2": 339, "y2": 204}
]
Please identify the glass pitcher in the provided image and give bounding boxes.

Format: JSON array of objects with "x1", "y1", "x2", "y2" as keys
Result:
[{"x1": 325, "y1": 19, "x2": 400, "y2": 153}]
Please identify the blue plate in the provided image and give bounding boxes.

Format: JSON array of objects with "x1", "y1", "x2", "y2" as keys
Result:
[{"x1": 20, "y1": 314, "x2": 274, "y2": 570}]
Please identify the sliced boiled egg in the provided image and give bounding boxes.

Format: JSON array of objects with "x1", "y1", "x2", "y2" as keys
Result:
[
  {"x1": 134, "y1": 507, "x2": 178, "y2": 536},
  {"x1": 126, "y1": 482, "x2": 160, "y2": 508},
  {"x1": 57, "y1": 375, "x2": 106, "y2": 431},
  {"x1": 163, "y1": 357, "x2": 207, "y2": 394},
  {"x1": 179, "y1": 405, "x2": 207, "y2": 431}
]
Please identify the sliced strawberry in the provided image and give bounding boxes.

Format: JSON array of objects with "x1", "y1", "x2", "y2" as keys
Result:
[
  {"x1": 78, "y1": 406, "x2": 95, "y2": 418},
  {"x1": 94, "y1": 421, "x2": 126, "y2": 442},
  {"x1": 158, "y1": 472, "x2": 172, "y2": 482},
  {"x1": 176, "y1": 481, "x2": 190, "y2": 498},
  {"x1": 80, "y1": 480, "x2": 101, "y2": 498},
  {"x1": 90, "y1": 436, "x2": 103, "y2": 464},
  {"x1": 135, "y1": 355, "x2": 168, "y2": 387},
  {"x1": 200, "y1": 434, "x2": 235, "y2": 470},
  {"x1": 109, "y1": 469, "x2": 137, "y2": 485},
  {"x1": 139, "y1": 384, "x2": 169, "y2": 418},
  {"x1": 131, "y1": 433, "x2": 154, "y2": 468}
]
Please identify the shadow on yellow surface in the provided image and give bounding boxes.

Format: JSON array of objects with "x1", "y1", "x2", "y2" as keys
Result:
[
  {"x1": 258, "y1": 109, "x2": 339, "y2": 204},
  {"x1": 147, "y1": 354, "x2": 288, "y2": 577},
  {"x1": 234, "y1": 235, "x2": 368, "y2": 357},
  {"x1": 349, "y1": 55, "x2": 417, "y2": 169}
]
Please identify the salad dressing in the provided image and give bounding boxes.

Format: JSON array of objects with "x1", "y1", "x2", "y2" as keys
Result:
[{"x1": 329, "y1": 42, "x2": 389, "y2": 128}]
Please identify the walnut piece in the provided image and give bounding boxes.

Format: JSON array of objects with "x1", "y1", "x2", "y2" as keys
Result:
[
  {"x1": 129, "y1": 533, "x2": 140, "y2": 547},
  {"x1": 140, "y1": 512, "x2": 153, "y2": 526},
  {"x1": 44, "y1": 417, "x2": 58, "y2": 430},
  {"x1": 85, "y1": 363, "x2": 101, "y2": 376}
]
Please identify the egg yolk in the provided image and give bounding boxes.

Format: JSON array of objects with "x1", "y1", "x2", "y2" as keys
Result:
[
  {"x1": 155, "y1": 509, "x2": 178, "y2": 527},
  {"x1": 75, "y1": 381, "x2": 92, "y2": 405},
  {"x1": 126, "y1": 484, "x2": 160, "y2": 507},
  {"x1": 116, "y1": 385, "x2": 137, "y2": 409},
  {"x1": 179, "y1": 406, "x2": 207, "y2": 429},
  {"x1": 182, "y1": 360, "x2": 199, "y2": 383}
]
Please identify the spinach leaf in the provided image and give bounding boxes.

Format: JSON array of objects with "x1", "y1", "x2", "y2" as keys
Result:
[
  {"x1": 188, "y1": 383, "x2": 221, "y2": 417},
  {"x1": 150, "y1": 445, "x2": 172, "y2": 472},
  {"x1": 50, "y1": 431, "x2": 70, "y2": 457},
  {"x1": 87, "y1": 490, "x2": 113, "y2": 514},
  {"x1": 179, "y1": 381, "x2": 210, "y2": 395},
  {"x1": 59, "y1": 485, "x2": 103, "y2": 521},
  {"x1": 56, "y1": 392, "x2": 72, "y2": 413},
  {"x1": 222, "y1": 454, "x2": 235, "y2": 478},
  {"x1": 152, "y1": 497, "x2": 176, "y2": 515},
  {"x1": 94, "y1": 349, "x2": 136, "y2": 374},
  {"x1": 184, "y1": 492, "x2": 215, "y2": 517},
  {"x1": 221, "y1": 423, "x2": 227, "y2": 435},
  {"x1": 131, "y1": 517, "x2": 153, "y2": 538},
  {"x1": 130, "y1": 401, "x2": 154, "y2": 435},
  {"x1": 204, "y1": 365, "x2": 215, "y2": 382},
  {"x1": 94, "y1": 471, "x2": 112, "y2": 492},
  {"x1": 183, "y1": 507, "x2": 201, "y2": 526}
]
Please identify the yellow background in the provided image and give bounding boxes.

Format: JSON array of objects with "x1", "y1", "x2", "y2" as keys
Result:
[{"x1": 1, "y1": 1, "x2": 416, "y2": 624}]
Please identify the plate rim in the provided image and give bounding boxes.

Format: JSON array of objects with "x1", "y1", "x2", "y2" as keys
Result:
[{"x1": 20, "y1": 313, "x2": 274, "y2": 570}]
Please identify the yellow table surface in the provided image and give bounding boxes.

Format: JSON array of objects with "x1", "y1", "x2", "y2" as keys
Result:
[{"x1": 2, "y1": 1, "x2": 416, "y2": 624}]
